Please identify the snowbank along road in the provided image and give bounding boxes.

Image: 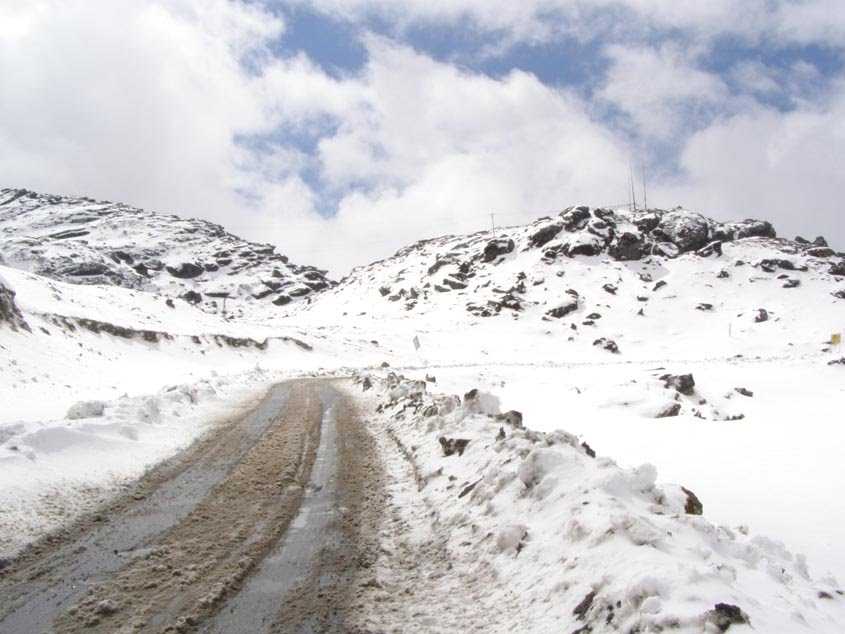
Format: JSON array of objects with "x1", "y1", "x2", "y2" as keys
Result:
[{"x1": 0, "y1": 378, "x2": 384, "y2": 633}]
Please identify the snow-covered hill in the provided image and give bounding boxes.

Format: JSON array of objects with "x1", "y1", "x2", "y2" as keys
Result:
[
  {"x1": 0, "y1": 188, "x2": 334, "y2": 316},
  {"x1": 2, "y1": 190, "x2": 844, "y2": 629},
  {"x1": 0, "y1": 263, "x2": 380, "y2": 555},
  {"x1": 301, "y1": 205, "x2": 844, "y2": 364}
]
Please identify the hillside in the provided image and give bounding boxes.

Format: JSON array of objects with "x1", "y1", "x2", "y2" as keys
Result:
[
  {"x1": 0, "y1": 188, "x2": 334, "y2": 317},
  {"x1": 2, "y1": 192, "x2": 844, "y2": 632},
  {"x1": 300, "y1": 205, "x2": 844, "y2": 363}
]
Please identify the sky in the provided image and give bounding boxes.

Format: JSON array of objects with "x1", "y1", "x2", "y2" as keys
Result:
[{"x1": 0, "y1": 0, "x2": 843, "y2": 274}]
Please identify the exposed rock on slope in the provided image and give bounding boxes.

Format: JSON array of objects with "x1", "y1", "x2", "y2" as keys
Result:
[
  {"x1": 0, "y1": 188, "x2": 334, "y2": 316},
  {"x1": 0, "y1": 275, "x2": 28, "y2": 331},
  {"x1": 311, "y1": 205, "x2": 842, "y2": 326}
]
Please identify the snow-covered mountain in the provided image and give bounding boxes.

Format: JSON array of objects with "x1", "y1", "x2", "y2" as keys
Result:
[
  {"x1": 303, "y1": 205, "x2": 844, "y2": 366},
  {"x1": 0, "y1": 188, "x2": 334, "y2": 317},
  {"x1": 314, "y1": 204, "x2": 843, "y2": 320},
  {"x1": 2, "y1": 188, "x2": 845, "y2": 630}
]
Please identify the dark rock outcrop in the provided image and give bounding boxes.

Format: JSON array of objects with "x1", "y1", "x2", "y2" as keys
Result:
[
  {"x1": 166, "y1": 262, "x2": 204, "y2": 279},
  {"x1": 661, "y1": 373, "x2": 695, "y2": 395},
  {"x1": 483, "y1": 238, "x2": 515, "y2": 262},
  {"x1": 0, "y1": 279, "x2": 29, "y2": 332}
]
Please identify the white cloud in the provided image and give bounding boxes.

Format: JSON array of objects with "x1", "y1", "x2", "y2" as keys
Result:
[
  {"x1": 654, "y1": 81, "x2": 845, "y2": 246},
  {"x1": 0, "y1": 0, "x2": 284, "y2": 222},
  {"x1": 0, "y1": 4, "x2": 636, "y2": 274},
  {"x1": 295, "y1": 0, "x2": 845, "y2": 50},
  {"x1": 282, "y1": 37, "x2": 635, "y2": 271},
  {"x1": 1, "y1": 0, "x2": 842, "y2": 279},
  {"x1": 598, "y1": 43, "x2": 733, "y2": 141}
]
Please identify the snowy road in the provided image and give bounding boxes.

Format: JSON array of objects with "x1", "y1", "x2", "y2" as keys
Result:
[{"x1": 0, "y1": 379, "x2": 382, "y2": 633}]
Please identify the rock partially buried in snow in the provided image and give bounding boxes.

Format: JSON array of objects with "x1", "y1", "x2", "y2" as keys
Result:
[
  {"x1": 661, "y1": 373, "x2": 695, "y2": 395},
  {"x1": 656, "y1": 402, "x2": 681, "y2": 418},
  {"x1": 439, "y1": 436, "x2": 470, "y2": 457},
  {"x1": 165, "y1": 262, "x2": 204, "y2": 279},
  {"x1": 593, "y1": 337, "x2": 619, "y2": 354},
  {"x1": 545, "y1": 297, "x2": 579, "y2": 319},
  {"x1": 681, "y1": 486, "x2": 704, "y2": 515},
  {"x1": 495, "y1": 524, "x2": 528, "y2": 555},
  {"x1": 495, "y1": 410, "x2": 523, "y2": 428},
  {"x1": 0, "y1": 275, "x2": 29, "y2": 332},
  {"x1": 706, "y1": 603, "x2": 750, "y2": 631},
  {"x1": 66, "y1": 400, "x2": 107, "y2": 420},
  {"x1": 462, "y1": 389, "x2": 500, "y2": 416},
  {"x1": 482, "y1": 238, "x2": 514, "y2": 262}
]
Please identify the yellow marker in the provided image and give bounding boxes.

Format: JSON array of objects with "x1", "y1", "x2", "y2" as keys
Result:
[{"x1": 833, "y1": 333, "x2": 842, "y2": 346}]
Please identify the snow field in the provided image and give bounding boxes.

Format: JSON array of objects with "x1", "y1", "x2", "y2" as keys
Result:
[{"x1": 356, "y1": 371, "x2": 845, "y2": 633}]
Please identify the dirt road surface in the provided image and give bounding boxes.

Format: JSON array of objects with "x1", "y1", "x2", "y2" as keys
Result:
[{"x1": 0, "y1": 379, "x2": 385, "y2": 633}]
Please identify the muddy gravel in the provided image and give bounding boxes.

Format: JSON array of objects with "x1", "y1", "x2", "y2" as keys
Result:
[{"x1": 0, "y1": 379, "x2": 386, "y2": 634}]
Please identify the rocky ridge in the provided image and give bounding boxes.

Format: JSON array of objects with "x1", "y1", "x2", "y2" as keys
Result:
[
  {"x1": 0, "y1": 188, "x2": 334, "y2": 316},
  {"x1": 318, "y1": 205, "x2": 844, "y2": 320}
]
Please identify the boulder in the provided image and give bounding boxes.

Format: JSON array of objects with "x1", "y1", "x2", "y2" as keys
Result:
[
  {"x1": 561, "y1": 206, "x2": 591, "y2": 231},
  {"x1": 732, "y1": 219, "x2": 776, "y2": 240},
  {"x1": 830, "y1": 262, "x2": 845, "y2": 277},
  {"x1": 495, "y1": 410, "x2": 524, "y2": 428},
  {"x1": 656, "y1": 402, "x2": 681, "y2": 418},
  {"x1": 110, "y1": 250, "x2": 134, "y2": 265},
  {"x1": 706, "y1": 604, "x2": 750, "y2": 631},
  {"x1": 593, "y1": 337, "x2": 619, "y2": 353},
  {"x1": 681, "y1": 486, "x2": 703, "y2": 514},
  {"x1": 632, "y1": 211, "x2": 661, "y2": 233},
  {"x1": 754, "y1": 308, "x2": 769, "y2": 323},
  {"x1": 655, "y1": 211, "x2": 710, "y2": 252},
  {"x1": 483, "y1": 238, "x2": 515, "y2": 262},
  {"x1": 66, "y1": 400, "x2": 106, "y2": 420},
  {"x1": 759, "y1": 258, "x2": 795, "y2": 272},
  {"x1": 696, "y1": 240, "x2": 723, "y2": 258},
  {"x1": 0, "y1": 279, "x2": 29, "y2": 332},
  {"x1": 546, "y1": 298, "x2": 579, "y2": 319},
  {"x1": 529, "y1": 223, "x2": 563, "y2": 248},
  {"x1": 439, "y1": 436, "x2": 470, "y2": 457},
  {"x1": 443, "y1": 277, "x2": 468, "y2": 290},
  {"x1": 661, "y1": 373, "x2": 695, "y2": 395},
  {"x1": 166, "y1": 262, "x2": 204, "y2": 279},
  {"x1": 64, "y1": 262, "x2": 110, "y2": 277},
  {"x1": 608, "y1": 232, "x2": 645, "y2": 261},
  {"x1": 463, "y1": 389, "x2": 500, "y2": 415},
  {"x1": 181, "y1": 290, "x2": 202, "y2": 304}
]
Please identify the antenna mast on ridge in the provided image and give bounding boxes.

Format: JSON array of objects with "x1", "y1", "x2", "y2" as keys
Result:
[
  {"x1": 629, "y1": 162, "x2": 638, "y2": 211},
  {"x1": 641, "y1": 162, "x2": 648, "y2": 211}
]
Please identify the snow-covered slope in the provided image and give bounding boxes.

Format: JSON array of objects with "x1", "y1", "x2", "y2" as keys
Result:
[
  {"x1": 301, "y1": 205, "x2": 845, "y2": 364},
  {"x1": 0, "y1": 188, "x2": 333, "y2": 317},
  {"x1": 2, "y1": 191, "x2": 844, "y2": 628},
  {"x1": 0, "y1": 263, "x2": 381, "y2": 556},
  {"x1": 354, "y1": 372, "x2": 845, "y2": 633}
]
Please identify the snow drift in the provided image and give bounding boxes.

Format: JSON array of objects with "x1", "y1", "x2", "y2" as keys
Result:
[{"x1": 354, "y1": 371, "x2": 845, "y2": 633}]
